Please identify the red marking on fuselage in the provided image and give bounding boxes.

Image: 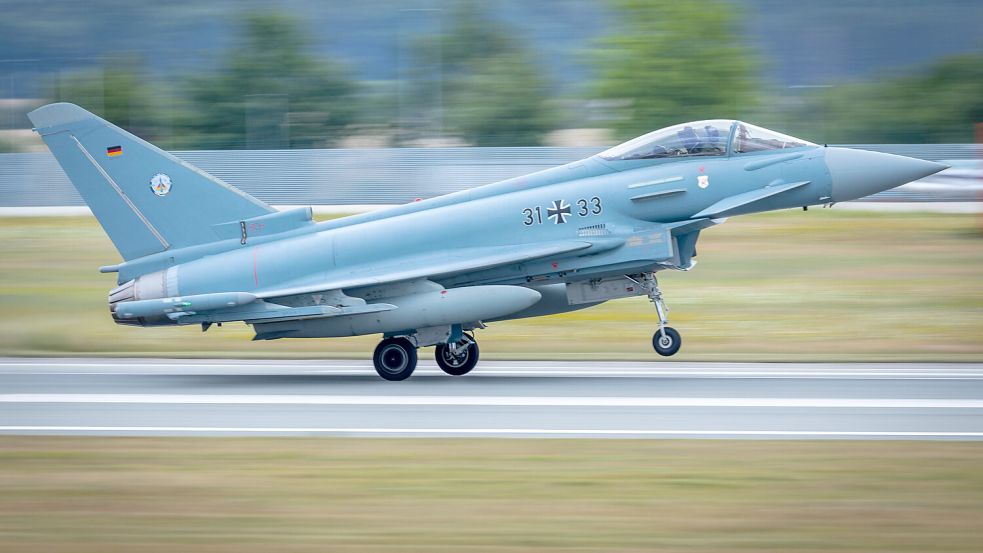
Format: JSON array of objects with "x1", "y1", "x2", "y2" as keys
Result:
[{"x1": 252, "y1": 248, "x2": 259, "y2": 287}]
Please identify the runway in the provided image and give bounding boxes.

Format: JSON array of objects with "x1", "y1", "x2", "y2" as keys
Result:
[{"x1": 2, "y1": 358, "x2": 982, "y2": 439}]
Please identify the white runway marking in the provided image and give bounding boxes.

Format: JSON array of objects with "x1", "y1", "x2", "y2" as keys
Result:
[
  {"x1": 3, "y1": 359, "x2": 981, "y2": 440},
  {"x1": 3, "y1": 394, "x2": 982, "y2": 409},
  {"x1": 1, "y1": 426, "x2": 981, "y2": 438},
  {"x1": 2, "y1": 361, "x2": 983, "y2": 380}
]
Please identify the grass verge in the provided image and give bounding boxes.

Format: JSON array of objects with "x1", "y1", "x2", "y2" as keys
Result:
[{"x1": 0, "y1": 437, "x2": 981, "y2": 552}]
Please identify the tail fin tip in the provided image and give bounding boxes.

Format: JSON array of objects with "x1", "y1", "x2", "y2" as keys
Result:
[{"x1": 28, "y1": 102, "x2": 97, "y2": 133}]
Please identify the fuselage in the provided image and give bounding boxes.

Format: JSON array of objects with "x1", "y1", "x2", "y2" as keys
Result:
[
  {"x1": 104, "y1": 119, "x2": 945, "y2": 336},
  {"x1": 144, "y1": 143, "x2": 827, "y2": 298}
]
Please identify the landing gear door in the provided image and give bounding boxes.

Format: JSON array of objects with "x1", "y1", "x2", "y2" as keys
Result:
[
  {"x1": 566, "y1": 276, "x2": 647, "y2": 305},
  {"x1": 670, "y1": 230, "x2": 700, "y2": 270}
]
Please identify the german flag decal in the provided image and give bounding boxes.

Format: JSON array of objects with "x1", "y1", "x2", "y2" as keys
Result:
[{"x1": 106, "y1": 145, "x2": 122, "y2": 157}]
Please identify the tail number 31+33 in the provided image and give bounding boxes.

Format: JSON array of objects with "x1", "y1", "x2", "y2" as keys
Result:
[{"x1": 522, "y1": 197, "x2": 602, "y2": 226}]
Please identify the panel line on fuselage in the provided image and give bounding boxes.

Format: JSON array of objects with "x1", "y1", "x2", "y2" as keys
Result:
[
  {"x1": 630, "y1": 188, "x2": 688, "y2": 202},
  {"x1": 626, "y1": 175, "x2": 685, "y2": 189}
]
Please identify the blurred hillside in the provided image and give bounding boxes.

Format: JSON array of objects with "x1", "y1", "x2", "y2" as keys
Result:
[
  {"x1": 1, "y1": 0, "x2": 981, "y2": 149},
  {"x1": 3, "y1": 0, "x2": 980, "y2": 90}
]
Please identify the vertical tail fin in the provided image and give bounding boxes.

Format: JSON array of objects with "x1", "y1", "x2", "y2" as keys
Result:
[{"x1": 28, "y1": 103, "x2": 275, "y2": 260}]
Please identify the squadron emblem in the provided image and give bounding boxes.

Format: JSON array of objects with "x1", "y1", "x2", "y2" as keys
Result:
[
  {"x1": 697, "y1": 175, "x2": 710, "y2": 189},
  {"x1": 150, "y1": 173, "x2": 172, "y2": 197}
]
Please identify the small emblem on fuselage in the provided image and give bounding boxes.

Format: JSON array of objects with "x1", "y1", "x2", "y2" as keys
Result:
[
  {"x1": 697, "y1": 175, "x2": 710, "y2": 189},
  {"x1": 150, "y1": 173, "x2": 172, "y2": 197}
]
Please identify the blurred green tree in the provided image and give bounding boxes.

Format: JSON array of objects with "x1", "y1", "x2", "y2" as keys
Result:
[
  {"x1": 791, "y1": 53, "x2": 983, "y2": 143},
  {"x1": 592, "y1": 0, "x2": 757, "y2": 140},
  {"x1": 49, "y1": 58, "x2": 160, "y2": 140},
  {"x1": 178, "y1": 11, "x2": 358, "y2": 149},
  {"x1": 410, "y1": 1, "x2": 556, "y2": 146}
]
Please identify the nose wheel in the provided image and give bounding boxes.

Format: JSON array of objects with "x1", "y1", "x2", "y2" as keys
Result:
[
  {"x1": 435, "y1": 334, "x2": 479, "y2": 376},
  {"x1": 643, "y1": 273, "x2": 682, "y2": 357},
  {"x1": 652, "y1": 327, "x2": 681, "y2": 356},
  {"x1": 373, "y1": 337, "x2": 418, "y2": 381}
]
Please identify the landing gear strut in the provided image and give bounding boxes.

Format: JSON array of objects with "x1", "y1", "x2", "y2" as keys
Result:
[
  {"x1": 373, "y1": 337, "x2": 417, "y2": 381},
  {"x1": 435, "y1": 333, "x2": 479, "y2": 376},
  {"x1": 643, "y1": 273, "x2": 682, "y2": 356}
]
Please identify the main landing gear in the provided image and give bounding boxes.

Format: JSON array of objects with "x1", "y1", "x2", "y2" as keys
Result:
[
  {"x1": 642, "y1": 273, "x2": 682, "y2": 356},
  {"x1": 372, "y1": 337, "x2": 418, "y2": 381},
  {"x1": 371, "y1": 331, "x2": 480, "y2": 381},
  {"x1": 435, "y1": 333, "x2": 479, "y2": 376}
]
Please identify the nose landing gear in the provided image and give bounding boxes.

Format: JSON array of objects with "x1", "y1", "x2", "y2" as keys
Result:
[
  {"x1": 643, "y1": 273, "x2": 681, "y2": 356},
  {"x1": 652, "y1": 326, "x2": 681, "y2": 356}
]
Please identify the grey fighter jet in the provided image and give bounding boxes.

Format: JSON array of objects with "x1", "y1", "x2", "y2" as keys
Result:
[{"x1": 28, "y1": 104, "x2": 945, "y2": 380}]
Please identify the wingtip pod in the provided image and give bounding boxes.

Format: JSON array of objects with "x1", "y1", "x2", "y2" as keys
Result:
[
  {"x1": 112, "y1": 292, "x2": 258, "y2": 324},
  {"x1": 27, "y1": 103, "x2": 99, "y2": 134}
]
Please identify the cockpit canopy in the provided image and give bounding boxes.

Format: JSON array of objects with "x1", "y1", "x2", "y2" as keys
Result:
[{"x1": 598, "y1": 120, "x2": 814, "y2": 161}]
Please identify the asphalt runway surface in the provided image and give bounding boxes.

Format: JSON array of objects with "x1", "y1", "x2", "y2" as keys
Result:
[{"x1": 1, "y1": 358, "x2": 982, "y2": 440}]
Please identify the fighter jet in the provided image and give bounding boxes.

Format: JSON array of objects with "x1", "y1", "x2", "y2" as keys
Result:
[{"x1": 28, "y1": 103, "x2": 945, "y2": 380}]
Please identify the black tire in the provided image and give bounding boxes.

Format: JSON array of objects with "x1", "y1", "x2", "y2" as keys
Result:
[
  {"x1": 652, "y1": 327, "x2": 681, "y2": 357},
  {"x1": 373, "y1": 337, "x2": 418, "y2": 381},
  {"x1": 435, "y1": 339, "x2": 480, "y2": 376}
]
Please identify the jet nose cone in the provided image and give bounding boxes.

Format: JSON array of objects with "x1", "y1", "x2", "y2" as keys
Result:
[{"x1": 825, "y1": 147, "x2": 948, "y2": 202}]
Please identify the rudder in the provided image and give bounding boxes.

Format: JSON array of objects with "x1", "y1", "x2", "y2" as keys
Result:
[{"x1": 29, "y1": 103, "x2": 275, "y2": 260}]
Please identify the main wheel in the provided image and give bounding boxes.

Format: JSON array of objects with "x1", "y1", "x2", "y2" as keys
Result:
[
  {"x1": 652, "y1": 327, "x2": 681, "y2": 357},
  {"x1": 435, "y1": 339, "x2": 479, "y2": 376},
  {"x1": 373, "y1": 337, "x2": 417, "y2": 381}
]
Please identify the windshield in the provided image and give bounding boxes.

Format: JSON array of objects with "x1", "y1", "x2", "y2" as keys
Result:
[
  {"x1": 732, "y1": 123, "x2": 814, "y2": 153},
  {"x1": 599, "y1": 120, "x2": 733, "y2": 161}
]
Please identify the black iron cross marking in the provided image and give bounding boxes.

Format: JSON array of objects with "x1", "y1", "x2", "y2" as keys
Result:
[{"x1": 547, "y1": 200, "x2": 571, "y2": 224}]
